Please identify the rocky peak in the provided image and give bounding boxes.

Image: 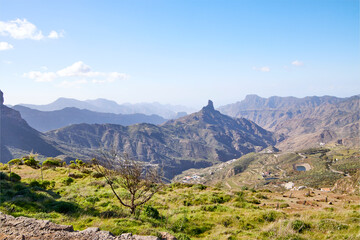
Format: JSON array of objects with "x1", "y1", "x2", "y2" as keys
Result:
[
  {"x1": 0, "y1": 89, "x2": 3, "y2": 105},
  {"x1": 202, "y1": 100, "x2": 215, "y2": 112}
]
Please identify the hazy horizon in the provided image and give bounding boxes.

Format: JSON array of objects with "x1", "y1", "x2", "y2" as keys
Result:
[{"x1": 1, "y1": 0, "x2": 359, "y2": 108}]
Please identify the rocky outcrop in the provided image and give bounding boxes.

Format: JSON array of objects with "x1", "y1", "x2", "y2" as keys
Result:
[
  {"x1": 0, "y1": 94, "x2": 63, "y2": 163},
  {"x1": 0, "y1": 212, "x2": 175, "y2": 240}
]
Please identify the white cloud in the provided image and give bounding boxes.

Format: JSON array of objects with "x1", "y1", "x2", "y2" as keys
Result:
[
  {"x1": 291, "y1": 60, "x2": 304, "y2": 66},
  {"x1": 23, "y1": 61, "x2": 129, "y2": 85},
  {"x1": 0, "y1": 41, "x2": 14, "y2": 50},
  {"x1": 0, "y1": 18, "x2": 62, "y2": 40},
  {"x1": 48, "y1": 30, "x2": 62, "y2": 39},
  {"x1": 23, "y1": 71, "x2": 57, "y2": 82},
  {"x1": 57, "y1": 61, "x2": 92, "y2": 77},
  {"x1": 2, "y1": 60, "x2": 13, "y2": 64},
  {"x1": 252, "y1": 66, "x2": 270, "y2": 72}
]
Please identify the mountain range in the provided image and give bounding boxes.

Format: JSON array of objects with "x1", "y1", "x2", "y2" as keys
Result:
[
  {"x1": 19, "y1": 97, "x2": 194, "y2": 119},
  {"x1": 218, "y1": 94, "x2": 359, "y2": 150},
  {"x1": 2, "y1": 90, "x2": 359, "y2": 178},
  {"x1": 2, "y1": 90, "x2": 276, "y2": 178},
  {"x1": 12, "y1": 105, "x2": 167, "y2": 132},
  {"x1": 46, "y1": 101, "x2": 276, "y2": 178}
]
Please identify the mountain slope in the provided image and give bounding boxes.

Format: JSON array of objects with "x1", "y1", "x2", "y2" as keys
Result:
[
  {"x1": 0, "y1": 91, "x2": 63, "y2": 163},
  {"x1": 20, "y1": 97, "x2": 194, "y2": 119},
  {"x1": 46, "y1": 100, "x2": 276, "y2": 178},
  {"x1": 218, "y1": 95, "x2": 359, "y2": 150},
  {"x1": 12, "y1": 105, "x2": 167, "y2": 132}
]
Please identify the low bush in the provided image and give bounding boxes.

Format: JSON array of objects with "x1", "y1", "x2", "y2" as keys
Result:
[
  {"x1": 92, "y1": 172, "x2": 104, "y2": 178},
  {"x1": 42, "y1": 158, "x2": 62, "y2": 168},
  {"x1": 9, "y1": 172, "x2": 21, "y2": 182},
  {"x1": 210, "y1": 193, "x2": 231, "y2": 204},
  {"x1": 68, "y1": 173, "x2": 83, "y2": 179},
  {"x1": 23, "y1": 157, "x2": 39, "y2": 168},
  {"x1": 255, "y1": 193, "x2": 268, "y2": 199},
  {"x1": 280, "y1": 203, "x2": 290, "y2": 208},
  {"x1": 62, "y1": 177, "x2": 74, "y2": 186},
  {"x1": 89, "y1": 180, "x2": 106, "y2": 187},
  {"x1": 192, "y1": 184, "x2": 207, "y2": 190},
  {"x1": 175, "y1": 233, "x2": 191, "y2": 240},
  {"x1": 291, "y1": 220, "x2": 311, "y2": 233},
  {"x1": 8, "y1": 159, "x2": 23, "y2": 165},
  {"x1": 318, "y1": 219, "x2": 349, "y2": 231},
  {"x1": 0, "y1": 171, "x2": 9, "y2": 180},
  {"x1": 85, "y1": 196, "x2": 100, "y2": 204},
  {"x1": 143, "y1": 205, "x2": 160, "y2": 219},
  {"x1": 262, "y1": 211, "x2": 280, "y2": 222},
  {"x1": 47, "y1": 201, "x2": 78, "y2": 214}
]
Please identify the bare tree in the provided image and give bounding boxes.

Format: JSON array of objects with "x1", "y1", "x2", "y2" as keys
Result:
[{"x1": 91, "y1": 150, "x2": 163, "y2": 215}]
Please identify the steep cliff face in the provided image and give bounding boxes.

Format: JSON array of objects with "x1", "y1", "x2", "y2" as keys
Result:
[
  {"x1": 219, "y1": 95, "x2": 360, "y2": 150},
  {"x1": 47, "y1": 100, "x2": 276, "y2": 178},
  {"x1": 0, "y1": 90, "x2": 63, "y2": 163}
]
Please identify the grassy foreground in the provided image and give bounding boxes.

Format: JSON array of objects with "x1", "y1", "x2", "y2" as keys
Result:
[{"x1": 0, "y1": 164, "x2": 359, "y2": 240}]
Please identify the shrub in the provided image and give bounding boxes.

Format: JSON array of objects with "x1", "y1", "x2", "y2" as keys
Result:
[
  {"x1": 9, "y1": 172, "x2": 21, "y2": 182},
  {"x1": 255, "y1": 193, "x2": 268, "y2": 199},
  {"x1": 187, "y1": 223, "x2": 213, "y2": 236},
  {"x1": 62, "y1": 177, "x2": 74, "y2": 185},
  {"x1": 176, "y1": 233, "x2": 191, "y2": 240},
  {"x1": 42, "y1": 158, "x2": 62, "y2": 168},
  {"x1": 200, "y1": 204, "x2": 229, "y2": 212},
  {"x1": 318, "y1": 219, "x2": 349, "y2": 231},
  {"x1": 262, "y1": 211, "x2": 279, "y2": 222},
  {"x1": 210, "y1": 194, "x2": 231, "y2": 204},
  {"x1": 29, "y1": 180, "x2": 42, "y2": 188},
  {"x1": 85, "y1": 196, "x2": 100, "y2": 204},
  {"x1": 0, "y1": 171, "x2": 9, "y2": 180},
  {"x1": 92, "y1": 172, "x2": 104, "y2": 178},
  {"x1": 219, "y1": 216, "x2": 234, "y2": 227},
  {"x1": 291, "y1": 220, "x2": 311, "y2": 233},
  {"x1": 192, "y1": 184, "x2": 207, "y2": 190},
  {"x1": 241, "y1": 186, "x2": 248, "y2": 190},
  {"x1": 143, "y1": 205, "x2": 160, "y2": 219},
  {"x1": 8, "y1": 159, "x2": 23, "y2": 165},
  {"x1": 81, "y1": 169, "x2": 92, "y2": 174},
  {"x1": 23, "y1": 157, "x2": 39, "y2": 168},
  {"x1": 69, "y1": 163, "x2": 77, "y2": 169},
  {"x1": 68, "y1": 173, "x2": 83, "y2": 179},
  {"x1": 248, "y1": 198, "x2": 261, "y2": 204},
  {"x1": 89, "y1": 181, "x2": 106, "y2": 187},
  {"x1": 48, "y1": 201, "x2": 78, "y2": 214},
  {"x1": 280, "y1": 203, "x2": 290, "y2": 208},
  {"x1": 29, "y1": 180, "x2": 55, "y2": 189}
]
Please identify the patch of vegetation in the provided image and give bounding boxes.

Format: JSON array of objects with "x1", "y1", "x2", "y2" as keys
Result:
[{"x1": 0, "y1": 149, "x2": 359, "y2": 240}]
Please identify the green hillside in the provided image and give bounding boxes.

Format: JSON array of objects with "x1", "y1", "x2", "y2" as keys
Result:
[{"x1": 0, "y1": 158, "x2": 359, "y2": 239}]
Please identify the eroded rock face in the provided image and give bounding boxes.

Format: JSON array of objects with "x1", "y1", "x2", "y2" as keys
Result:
[
  {"x1": 0, "y1": 89, "x2": 4, "y2": 105},
  {"x1": 0, "y1": 212, "x2": 175, "y2": 240}
]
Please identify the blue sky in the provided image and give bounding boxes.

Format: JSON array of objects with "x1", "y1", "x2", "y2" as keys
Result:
[{"x1": 0, "y1": 0, "x2": 359, "y2": 108}]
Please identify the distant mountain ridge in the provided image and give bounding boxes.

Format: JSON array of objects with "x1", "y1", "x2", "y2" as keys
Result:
[
  {"x1": 0, "y1": 90, "x2": 63, "y2": 162},
  {"x1": 218, "y1": 94, "x2": 360, "y2": 150},
  {"x1": 46, "y1": 100, "x2": 277, "y2": 178},
  {"x1": 12, "y1": 105, "x2": 167, "y2": 132},
  {"x1": 19, "y1": 97, "x2": 195, "y2": 119}
]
